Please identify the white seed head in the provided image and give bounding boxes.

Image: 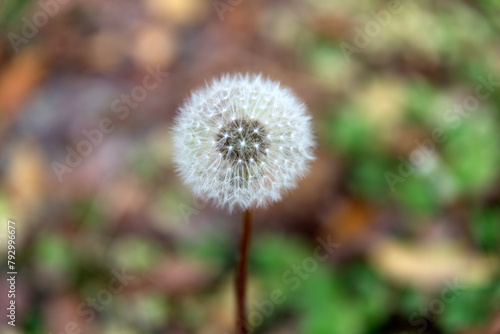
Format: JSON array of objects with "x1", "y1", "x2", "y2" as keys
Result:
[{"x1": 172, "y1": 73, "x2": 315, "y2": 211}]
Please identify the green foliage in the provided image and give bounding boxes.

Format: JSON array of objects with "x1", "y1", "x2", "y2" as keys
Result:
[
  {"x1": 405, "y1": 81, "x2": 441, "y2": 124},
  {"x1": 439, "y1": 279, "x2": 500, "y2": 333},
  {"x1": 347, "y1": 154, "x2": 392, "y2": 202},
  {"x1": 443, "y1": 112, "x2": 500, "y2": 194},
  {"x1": 34, "y1": 232, "x2": 77, "y2": 271},
  {"x1": 471, "y1": 208, "x2": 500, "y2": 252},
  {"x1": 0, "y1": 0, "x2": 33, "y2": 29},
  {"x1": 71, "y1": 198, "x2": 106, "y2": 229},
  {"x1": 109, "y1": 236, "x2": 162, "y2": 271},
  {"x1": 392, "y1": 176, "x2": 437, "y2": 213},
  {"x1": 324, "y1": 105, "x2": 379, "y2": 155},
  {"x1": 253, "y1": 236, "x2": 393, "y2": 334}
]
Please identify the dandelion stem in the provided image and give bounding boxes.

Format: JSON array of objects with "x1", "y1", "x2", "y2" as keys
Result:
[{"x1": 236, "y1": 209, "x2": 252, "y2": 334}]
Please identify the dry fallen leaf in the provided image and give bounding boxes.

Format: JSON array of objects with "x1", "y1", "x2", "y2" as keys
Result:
[
  {"x1": 0, "y1": 47, "x2": 45, "y2": 118},
  {"x1": 132, "y1": 24, "x2": 178, "y2": 68},
  {"x1": 6, "y1": 138, "x2": 49, "y2": 216},
  {"x1": 147, "y1": 257, "x2": 214, "y2": 297},
  {"x1": 322, "y1": 198, "x2": 378, "y2": 245},
  {"x1": 355, "y1": 76, "x2": 406, "y2": 134},
  {"x1": 145, "y1": 0, "x2": 209, "y2": 24},
  {"x1": 369, "y1": 238, "x2": 497, "y2": 290}
]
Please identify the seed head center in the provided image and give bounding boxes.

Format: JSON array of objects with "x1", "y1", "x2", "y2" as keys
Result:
[{"x1": 216, "y1": 118, "x2": 269, "y2": 163}]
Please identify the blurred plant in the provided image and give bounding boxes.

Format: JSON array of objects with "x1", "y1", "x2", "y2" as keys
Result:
[
  {"x1": 172, "y1": 73, "x2": 315, "y2": 333},
  {"x1": 0, "y1": 0, "x2": 32, "y2": 30},
  {"x1": 253, "y1": 236, "x2": 392, "y2": 334}
]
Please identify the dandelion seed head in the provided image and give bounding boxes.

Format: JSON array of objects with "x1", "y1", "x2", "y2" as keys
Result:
[{"x1": 172, "y1": 73, "x2": 315, "y2": 211}]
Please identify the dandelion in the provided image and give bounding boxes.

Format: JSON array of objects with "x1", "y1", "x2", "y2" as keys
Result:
[
  {"x1": 172, "y1": 73, "x2": 315, "y2": 211},
  {"x1": 172, "y1": 73, "x2": 315, "y2": 334}
]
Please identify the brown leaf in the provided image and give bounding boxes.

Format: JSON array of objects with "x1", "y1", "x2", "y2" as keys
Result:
[
  {"x1": 147, "y1": 258, "x2": 214, "y2": 297},
  {"x1": 0, "y1": 48, "x2": 45, "y2": 117},
  {"x1": 369, "y1": 238, "x2": 498, "y2": 290}
]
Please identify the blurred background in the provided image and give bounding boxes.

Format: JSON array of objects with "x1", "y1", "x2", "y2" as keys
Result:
[{"x1": 0, "y1": 0, "x2": 499, "y2": 333}]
